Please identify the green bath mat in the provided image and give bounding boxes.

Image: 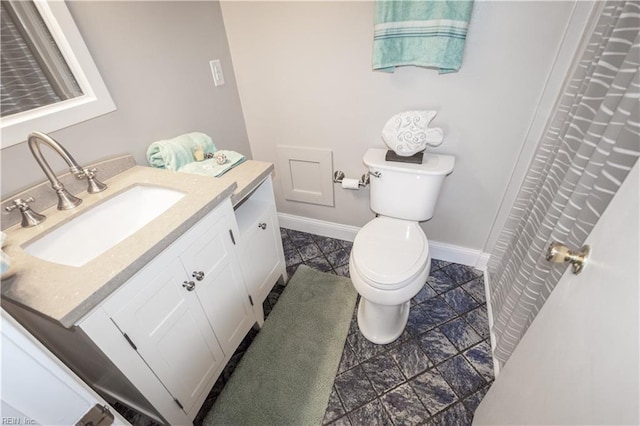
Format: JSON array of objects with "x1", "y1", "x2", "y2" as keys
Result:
[{"x1": 204, "y1": 265, "x2": 357, "y2": 426}]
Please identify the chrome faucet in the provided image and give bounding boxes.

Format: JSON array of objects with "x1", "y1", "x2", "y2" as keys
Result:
[{"x1": 27, "y1": 131, "x2": 107, "y2": 210}]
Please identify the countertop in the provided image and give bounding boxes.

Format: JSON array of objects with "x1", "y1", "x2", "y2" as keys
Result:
[{"x1": 1, "y1": 160, "x2": 274, "y2": 328}]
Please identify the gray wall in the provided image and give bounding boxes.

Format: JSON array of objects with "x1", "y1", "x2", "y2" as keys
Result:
[
  {"x1": 1, "y1": 1, "x2": 250, "y2": 198},
  {"x1": 220, "y1": 1, "x2": 583, "y2": 252}
]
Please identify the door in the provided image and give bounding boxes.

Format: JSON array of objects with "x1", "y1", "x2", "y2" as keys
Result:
[
  {"x1": 473, "y1": 163, "x2": 639, "y2": 424},
  {"x1": 111, "y1": 258, "x2": 225, "y2": 415},
  {"x1": 1, "y1": 310, "x2": 130, "y2": 425}
]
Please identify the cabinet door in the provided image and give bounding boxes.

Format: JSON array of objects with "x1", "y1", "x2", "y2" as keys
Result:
[
  {"x1": 241, "y1": 208, "x2": 283, "y2": 303},
  {"x1": 234, "y1": 177, "x2": 286, "y2": 310},
  {"x1": 179, "y1": 212, "x2": 255, "y2": 356},
  {"x1": 111, "y1": 258, "x2": 225, "y2": 414}
]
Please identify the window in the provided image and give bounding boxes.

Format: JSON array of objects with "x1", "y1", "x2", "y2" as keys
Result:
[{"x1": 0, "y1": 0, "x2": 115, "y2": 148}]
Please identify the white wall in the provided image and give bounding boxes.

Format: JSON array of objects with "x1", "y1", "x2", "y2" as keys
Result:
[
  {"x1": 220, "y1": 1, "x2": 579, "y2": 252},
  {"x1": 1, "y1": 1, "x2": 250, "y2": 198}
]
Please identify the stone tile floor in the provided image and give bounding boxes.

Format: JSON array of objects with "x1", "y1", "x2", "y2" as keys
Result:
[{"x1": 117, "y1": 227, "x2": 494, "y2": 425}]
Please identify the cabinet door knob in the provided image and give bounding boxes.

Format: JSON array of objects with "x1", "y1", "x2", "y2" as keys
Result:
[
  {"x1": 192, "y1": 271, "x2": 205, "y2": 281},
  {"x1": 182, "y1": 281, "x2": 196, "y2": 291},
  {"x1": 258, "y1": 222, "x2": 267, "y2": 230}
]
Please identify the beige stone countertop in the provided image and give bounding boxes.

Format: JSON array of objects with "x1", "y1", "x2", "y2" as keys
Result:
[{"x1": 1, "y1": 160, "x2": 274, "y2": 328}]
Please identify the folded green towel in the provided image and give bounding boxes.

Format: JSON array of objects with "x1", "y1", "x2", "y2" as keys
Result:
[
  {"x1": 146, "y1": 132, "x2": 216, "y2": 171},
  {"x1": 372, "y1": 0, "x2": 474, "y2": 74},
  {"x1": 1, "y1": 250, "x2": 10, "y2": 276},
  {"x1": 1, "y1": 233, "x2": 10, "y2": 276},
  {"x1": 178, "y1": 151, "x2": 246, "y2": 177}
]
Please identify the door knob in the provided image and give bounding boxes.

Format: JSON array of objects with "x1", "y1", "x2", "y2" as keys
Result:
[
  {"x1": 192, "y1": 271, "x2": 205, "y2": 281},
  {"x1": 183, "y1": 281, "x2": 196, "y2": 291},
  {"x1": 545, "y1": 241, "x2": 591, "y2": 275}
]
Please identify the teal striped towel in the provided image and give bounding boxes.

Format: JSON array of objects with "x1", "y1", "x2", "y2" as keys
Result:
[
  {"x1": 178, "y1": 151, "x2": 246, "y2": 177},
  {"x1": 372, "y1": 0, "x2": 474, "y2": 74},
  {"x1": 146, "y1": 132, "x2": 216, "y2": 171}
]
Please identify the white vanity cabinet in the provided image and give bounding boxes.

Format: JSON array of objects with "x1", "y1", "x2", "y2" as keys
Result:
[
  {"x1": 3, "y1": 162, "x2": 286, "y2": 426},
  {"x1": 80, "y1": 196, "x2": 256, "y2": 424},
  {"x1": 234, "y1": 176, "x2": 287, "y2": 324}
]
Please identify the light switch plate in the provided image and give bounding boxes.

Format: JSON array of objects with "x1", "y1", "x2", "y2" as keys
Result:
[{"x1": 209, "y1": 59, "x2": 225, "y2": 86}]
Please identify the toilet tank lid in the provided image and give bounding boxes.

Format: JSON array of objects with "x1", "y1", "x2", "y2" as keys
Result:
[{"x1": 364, "y1": 148, "x2": 455, "y2": 176}]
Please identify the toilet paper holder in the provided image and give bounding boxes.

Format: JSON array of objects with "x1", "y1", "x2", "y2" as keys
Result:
[{"x1": 333, "y1": 171, "x2": 370, "y2": 188}]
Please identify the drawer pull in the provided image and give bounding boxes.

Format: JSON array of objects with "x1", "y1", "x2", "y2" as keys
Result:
[
  {"x1": 192, "y1": 271, "x2": 205, "y2": 281},
  {"x1": 258, "y1": 222, "x2": 267, "y2": 230},
  {"x1": 183, "y1": 281, "x2": 196, "y2": 291}
]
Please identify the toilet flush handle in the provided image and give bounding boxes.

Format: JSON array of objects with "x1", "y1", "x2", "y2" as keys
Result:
[{"x1": 370, "y1": 170, "x2": 381, "y2": 178}]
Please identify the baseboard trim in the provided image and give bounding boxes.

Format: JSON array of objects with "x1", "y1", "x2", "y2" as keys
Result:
[
  {"x1": 483, "y1": 268, "x2": 501, "y2": 378},
  {"x1": 278, "y1": 213, "x2": 360, "y2": 242},
  {"x1": 278, "y1": 213, "x2": 490, "y2": 270},
  {"x1": 428, "y1": 241, "x2": 492, "y2": 271},
  {"x1": 475, "y1": 252, "x2": 492, "y2": 271}
]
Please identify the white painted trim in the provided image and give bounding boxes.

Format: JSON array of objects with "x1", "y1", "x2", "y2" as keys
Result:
[
  {"x1": 483, "y1": 268, "x2": 501, "y2": 378},
  {"x1": 475, "y1": 252, "x2": 491, "y2": 272},
  {"x1": 277, "y1": 212, "x2": 490, "y2": 270},
  {"x1": 427, "y1": 241, "x2": 491, "y2": 272},
  {"x1": 1, "y1": 0, "x2": 116, "y2": 148},
  {"x1": 278, "y1": 212, "x2": 359, "y2": 242}
]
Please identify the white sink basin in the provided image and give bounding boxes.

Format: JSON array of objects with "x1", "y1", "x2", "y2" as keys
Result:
[{"x1": 24, "y1": 185, "x2": 185, "y2": 267}]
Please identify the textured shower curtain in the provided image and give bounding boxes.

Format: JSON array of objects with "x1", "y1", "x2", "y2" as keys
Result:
[{"x1": 488, "y1": 0, "x2": 640, "y2": 369}]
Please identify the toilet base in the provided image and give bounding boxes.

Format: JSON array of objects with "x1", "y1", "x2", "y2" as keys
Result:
[{"x1": 356, "y1": 298, "x2": 411, "y2": 344}]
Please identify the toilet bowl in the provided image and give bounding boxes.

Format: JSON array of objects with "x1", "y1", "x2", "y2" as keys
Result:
[
  {"x1": 349, "y1": 216, "x2": 431, "y2": 344},
  {"x1": 350, "y1": 148, "x2": 454, "y2": 344}
]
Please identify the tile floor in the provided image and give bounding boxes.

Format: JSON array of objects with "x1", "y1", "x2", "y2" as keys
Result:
[
  {"x1": 280, "y1": 228, "x2": 494, "y2": 426},
  {"x1": 118, "y1": 228, "x2": 494, "y2": 425}
]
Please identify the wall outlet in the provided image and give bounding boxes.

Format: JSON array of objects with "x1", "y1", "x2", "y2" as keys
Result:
[{"x1": 209, "y1": 59, "x2": 225, "y2": 86}]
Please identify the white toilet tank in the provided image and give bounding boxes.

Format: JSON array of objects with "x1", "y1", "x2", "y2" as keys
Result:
[{"x1": 363, "y1": 148, "x2": 455, "y2": 221}]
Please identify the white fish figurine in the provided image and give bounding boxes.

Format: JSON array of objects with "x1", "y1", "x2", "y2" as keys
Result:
[{"x1": 382, "y1": 110, "x2": 444, "y2": 156}]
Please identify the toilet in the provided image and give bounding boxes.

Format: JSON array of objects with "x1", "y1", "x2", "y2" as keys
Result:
[{"x1": 349, "y1": 148, "x2": 455, "y2": 344}]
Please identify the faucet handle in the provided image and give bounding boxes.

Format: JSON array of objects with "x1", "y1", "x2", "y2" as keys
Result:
[
  {"x1": 73, "y1": 167, "x2": 93, "y2": 180},
  {"x1": 5, "y1": 197, "x2": 46, "y2": 227},
  {"x1": 5, "y1": 196, "x2": 34, "y2": 212},
  {"x1": 75, "y1": 167, "x2": 108, "y2": 194}
]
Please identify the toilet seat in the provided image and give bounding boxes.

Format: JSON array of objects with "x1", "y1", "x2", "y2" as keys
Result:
[{"x1": 352, "y1": 217, "x2": 429, "y2": 290}]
